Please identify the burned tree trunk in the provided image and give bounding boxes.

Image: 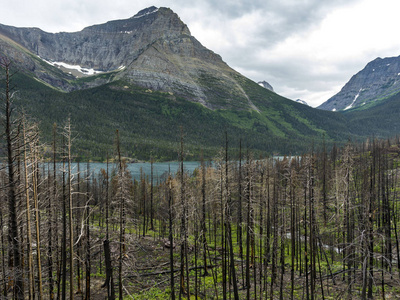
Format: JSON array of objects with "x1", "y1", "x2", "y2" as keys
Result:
[{"x1": 1, "y1": 57, "x2": 24, "y2": 299}]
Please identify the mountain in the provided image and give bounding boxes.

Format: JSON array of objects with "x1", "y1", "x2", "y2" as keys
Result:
[
  {"x1": 258, "y1": 80, "x2": 274, "y2": 92},
  {"x1": 0, "y1": 6, "x2": 258, "y2": 110},
  {"x1": 0, "y1": 6, "x2": 355, "y2": 160},
  {"x1": 318, "y1": 55, "x2": 400, "y2": 111},
  {"x1": 295, "y1": 99, "x2": 308, "y2": 106},
  {"x1": 257, "y1": 82, "x2": 309, "y2": 106}
]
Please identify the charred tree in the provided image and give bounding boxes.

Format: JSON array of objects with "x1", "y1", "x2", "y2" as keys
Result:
[{"x1": 1, "y1": 58, "x2": 24, "y2": 299}]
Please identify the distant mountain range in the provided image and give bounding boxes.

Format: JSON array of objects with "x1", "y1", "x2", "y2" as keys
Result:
[
  {"x1": 258, "y1": 80, "x2": 274, "y2": 92},
  {"x1": 295, "y1": 99, "x2": 309, "y2": 106},
  {"x1": 318, "y1": 55, "x2": 400, "y2": 111},
  {"x1": 0, "y1": 6, "x2": 398, "y2": 159},
  {"x1": 257, "y1": 81, "x2": 309, "y2": 106}
]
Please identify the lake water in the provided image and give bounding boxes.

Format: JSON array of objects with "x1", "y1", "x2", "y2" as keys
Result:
[
  {"x1": 52, "y1": 156, "x2": 287, "y2": 181},
  {"x1": 55, "y1": 161, "x2": 205, "y2": 181}
]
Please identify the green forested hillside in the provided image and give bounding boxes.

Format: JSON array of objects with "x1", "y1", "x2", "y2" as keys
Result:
[
  {"x1": 344, "y1": 90, "x2": 400, "y2": 138},
  {"x1": 6, "y1": 71, "x2": 356, "y2": 161}
]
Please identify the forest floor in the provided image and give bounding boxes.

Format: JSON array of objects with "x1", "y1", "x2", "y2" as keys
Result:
[{"x1": 71, "y1": 230, "x2": 400, "y2": 299}]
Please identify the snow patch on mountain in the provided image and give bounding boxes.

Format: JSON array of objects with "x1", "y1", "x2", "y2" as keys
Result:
[
  {"x1": 40, "y1": 57, "x2": 127, "y2": 77},
  {"x1": 133, "y1": 7, "x2": 159, "y2": 19},
  {"x1": 41, "y1": 58, "x2": 104, "y2": 76},
  {"x1": 344, "y1": 88, "x2": 362, "y2": 110}
]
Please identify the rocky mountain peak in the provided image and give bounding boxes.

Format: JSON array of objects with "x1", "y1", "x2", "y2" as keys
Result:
[
  {"x1": 80, "y1": 6, "x2": 190, "y2": 37},
  {"x1": 318, "y1": 55, "x2": 400, "y2": 111},
  {"x1": 132, "y1": 6, "x2": 159, "y2": 19},
  {"x1": 0, "y1": 7, "x2": 254, "y2": 110},
  {"x1": 0, "y1": 6, "x2": 193, "y2": 73},
  {"x1": 258, "y1": 81, "x2": 274, "y2": 92},
  {"x1": 295, "y1": 99, "x2": 309, "y2": 106}
]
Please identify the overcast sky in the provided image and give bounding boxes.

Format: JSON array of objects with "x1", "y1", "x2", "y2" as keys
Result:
[{"x1": 2, "y1": 0, "x2": 400, "y2": 107}]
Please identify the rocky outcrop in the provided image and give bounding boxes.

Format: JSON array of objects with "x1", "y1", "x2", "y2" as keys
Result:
[{"x1": 318, "y1": 56, "x2": 400, "y2": 111}]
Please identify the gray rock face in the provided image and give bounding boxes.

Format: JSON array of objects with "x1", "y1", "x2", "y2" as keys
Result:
[
  {"x1": 0, "y1": 6, "x2": 255, "y2": 109},
  {"x1": 258, "y1": 80, "x2": 274, "y2": 92},
  {"x1": 318, "y1": 56, "x2": 400, "y2": 111},
  {"x1": 0, "y1": 7, "x2": 191, "y2": 71}
]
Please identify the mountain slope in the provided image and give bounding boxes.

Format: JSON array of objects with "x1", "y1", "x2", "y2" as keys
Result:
[
  {"x1": 0, "y1": 6, "x2": 357, "y2": 159},
  {"x1": 2, "y1": 70, "x2": 353, "y2": 160},
  {"x1": 318, "y1": 55, "x2": 400, "y2": 111},
  {"x1": 344, "y1": 89, "x2": 400, "y2": 137}
]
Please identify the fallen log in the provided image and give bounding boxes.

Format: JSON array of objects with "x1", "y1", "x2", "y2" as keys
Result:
[{"x1": 127, "y1": 265, "x2": 216, "y2": 278}]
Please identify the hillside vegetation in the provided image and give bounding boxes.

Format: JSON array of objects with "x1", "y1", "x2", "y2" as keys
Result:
[{"x1": 3, "y1": 70, "x2": 354, "y2": 161}]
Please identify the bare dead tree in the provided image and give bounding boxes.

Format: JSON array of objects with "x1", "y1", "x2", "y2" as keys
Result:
[
  {"x1": 61, "y1": 117, "x2": 75, "y2": 300},
  {"x1": 0, "y1": 57, "x2": 24, "y2": 299}
]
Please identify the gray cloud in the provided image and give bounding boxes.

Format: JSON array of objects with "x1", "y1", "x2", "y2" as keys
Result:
[{"x1": 178, "y1": 0, "x2": 358, "y2": 44}]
